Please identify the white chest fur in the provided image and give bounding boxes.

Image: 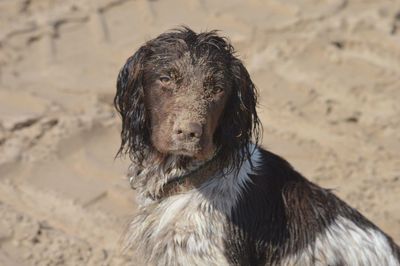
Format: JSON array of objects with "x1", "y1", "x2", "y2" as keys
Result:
[
  {"x1": 124, "y1": 148, "x2": 260, "y2": 266},
  {"x1": 128, "y1": 191, "x2": 229, "y2": 266}
]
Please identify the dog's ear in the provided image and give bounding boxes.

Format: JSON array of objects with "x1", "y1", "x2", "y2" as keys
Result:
[
  {"x1": 217, "y1": 58, "x2": 261, "y2": 166},
  {"x1": 114, "y1": 46, "x2": 149, "y2": 161}
]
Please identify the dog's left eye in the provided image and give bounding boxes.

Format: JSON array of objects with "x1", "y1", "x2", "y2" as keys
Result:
[
  {"x1": 204, "y1": 80, "x2": 223, "y2": 94},
  {"x1": 159, "y1": 76, "x2": 171, "y2": 84},
  {"x1": 212, "y1": 87, "x2": 224, "y2": 94}
]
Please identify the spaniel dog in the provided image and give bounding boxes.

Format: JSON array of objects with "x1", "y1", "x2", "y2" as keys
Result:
[{"x1": 114, "y1": 27, "x2": 400, "y2": 265}]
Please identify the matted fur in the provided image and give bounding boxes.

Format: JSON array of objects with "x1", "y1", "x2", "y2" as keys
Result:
[
  {"x1": 115, "y1": 28, "x2": 400, "y2": 265},
  {"x1": 123, "y1": 146, "x2": 260, "y2": 266}
]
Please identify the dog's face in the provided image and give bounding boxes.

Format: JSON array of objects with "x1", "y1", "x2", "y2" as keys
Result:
[
  {"x1": 143, "y1": 48, "x2": 231, "y2": 159},
  {"x1": 115, "y1": 28, "x2": 260, "y2": 166}
]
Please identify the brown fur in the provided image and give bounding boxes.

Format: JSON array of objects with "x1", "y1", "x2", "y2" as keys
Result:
[{"x1": 115, "y1": 27, "x2": 400, "y2": 266}]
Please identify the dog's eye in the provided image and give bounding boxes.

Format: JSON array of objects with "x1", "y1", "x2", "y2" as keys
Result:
[
  {"x1": 159, "y1": 76, "x2": 171, "y2": 84},
  {"x1": 212, "y1": 87, "x2": 224, "y2": 94}
]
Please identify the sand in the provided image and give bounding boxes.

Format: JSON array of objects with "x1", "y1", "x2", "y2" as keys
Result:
[{"x1": 0, "y1": 0, "x2": 399, "y2": 265}]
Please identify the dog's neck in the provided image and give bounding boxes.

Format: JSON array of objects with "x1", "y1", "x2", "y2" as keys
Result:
[
  {"x1": 154, "y1": 157, "x2": 224, "y2": 200},
  {"x1": 127, "y1": 150, "x2": 221, "y2": 204}
]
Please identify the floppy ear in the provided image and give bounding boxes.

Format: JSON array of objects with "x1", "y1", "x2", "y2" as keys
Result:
[
  {"x1": 217, "y1": 58, "x2": 261, "y2": 166},
  {"x1": 114, "y1": 46, "x2": 149, "y2": 162}
]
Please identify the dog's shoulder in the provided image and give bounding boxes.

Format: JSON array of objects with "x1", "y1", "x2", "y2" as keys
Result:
[{"x1": 224, "y1": 146, "x2": 400, "y2": 265}]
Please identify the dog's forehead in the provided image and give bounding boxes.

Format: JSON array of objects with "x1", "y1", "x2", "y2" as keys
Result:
[
  {"x1": 172, "y1": 52, "x2": 211, "y2": 72},
  {"x1": 148, "y1": 49, "x2": 226, "y2": 77}
]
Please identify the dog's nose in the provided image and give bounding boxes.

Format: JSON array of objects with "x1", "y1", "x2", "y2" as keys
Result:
[{"x1": 174, "y1": 122, "x2": 203, "y2": 140}]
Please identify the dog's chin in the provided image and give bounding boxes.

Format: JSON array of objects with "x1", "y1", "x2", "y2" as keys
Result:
[
  {"x1": 152, "y1": 138, "x2": 217, "y2": 161},
  {"x1": 156, "y1": 144, "x2": 216, "y2": 161},
  {"x1": 170, "y1": 148, "x2": 214, "y2": 161}
]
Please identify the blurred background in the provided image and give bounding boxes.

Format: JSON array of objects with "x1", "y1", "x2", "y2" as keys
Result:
[{"x1": 0, "y1": 0, "x2": 400, "y2": 265}]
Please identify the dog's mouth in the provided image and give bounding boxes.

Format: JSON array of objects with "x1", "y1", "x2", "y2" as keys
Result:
[
  {"x1": 169, "y1": 149, "x2": 206, "y2": 160},
  {"x1": 170, "y1": 148, "x2": 198, "y2": 156},
  {"x1": 169, "y1": 144, "x2": 216, "y2": 160}
]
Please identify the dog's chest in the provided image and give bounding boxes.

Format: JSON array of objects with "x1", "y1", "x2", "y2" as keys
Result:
[{"x1": 129, "y1": 191, "x2": 231, "y2": 266}]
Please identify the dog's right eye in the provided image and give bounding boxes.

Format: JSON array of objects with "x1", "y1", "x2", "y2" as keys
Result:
[{"x1": 159, "y1": 76, "x2": 171, "y2": 85}]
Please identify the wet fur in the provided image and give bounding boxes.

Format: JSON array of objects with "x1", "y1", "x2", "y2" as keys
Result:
[
  {"x1": 115, "y1": 28, "x2": 400, "y2": 265},
  {"x1": 114, "y1": 27, "x2": 260, "y2": 169}
]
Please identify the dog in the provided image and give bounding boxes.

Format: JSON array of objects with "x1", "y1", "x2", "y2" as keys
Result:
[{"x1": 114, "y1": 27, "x2": 400, "y2": 265}]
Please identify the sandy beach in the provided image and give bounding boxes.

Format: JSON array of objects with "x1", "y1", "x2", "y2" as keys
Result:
[{"x1": 0, "y1": 0, "x2": 399, "y2": 265}]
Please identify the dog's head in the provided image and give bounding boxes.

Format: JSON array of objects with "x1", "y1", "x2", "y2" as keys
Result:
[{"x1": 115, "y1": 27, "x2": 261, "y2": 170}]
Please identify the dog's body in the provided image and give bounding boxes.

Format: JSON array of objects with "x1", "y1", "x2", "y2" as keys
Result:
[
  {"x1": 123, "y1": 145, "x2": 400, "y2": 266},
  {"x1": 115, "y1": 28, "x2": 400, "y2": 265}
]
